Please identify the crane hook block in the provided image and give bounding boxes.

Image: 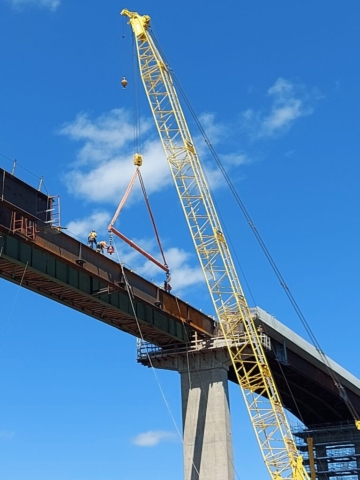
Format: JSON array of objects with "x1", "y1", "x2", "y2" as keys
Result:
[
  {"x1": 133, "y1": 153, "x2": 143, "y2": 166},
  {"x1": 121, "y1": 76, "x2": 128, "y2": 89}
]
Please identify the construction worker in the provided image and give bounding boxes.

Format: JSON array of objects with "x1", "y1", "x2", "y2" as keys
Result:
[
  {"x1": 164, "y1": 272, "x2": 172, "y2": 293},
  {"x1": 96, "y1": 240, "x2": 109, "y2": 254},
  {"x1": 88, "y1": 230, "x2": 97, "y2": 249},
  {"x1": 164, "y1": 280, "x2": 172, "y2": 293}
]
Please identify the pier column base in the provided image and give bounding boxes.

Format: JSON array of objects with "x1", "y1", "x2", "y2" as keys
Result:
[
  {"x1": 148, "y1": 349, "x2": 234, "y2": 480},
  {"x1": 180, "y1": 352, "x2": 234, "y2": 480}
]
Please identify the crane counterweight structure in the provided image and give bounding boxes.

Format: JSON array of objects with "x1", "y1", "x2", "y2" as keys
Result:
[{"x1": 121, "y1": 9, "x2": 310, "y2": 480}]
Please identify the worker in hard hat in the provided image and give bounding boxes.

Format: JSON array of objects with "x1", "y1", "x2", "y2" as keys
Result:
[
  {"x1": 121, "y1": 76, "x2": 128, "y2": 89},
  {"x1": 164, "y1": 272, "x2": 172, "y2": 293},
  {"x1": 88, "y1": 230, "x2": 97, "y2": 249},
  {"x1": 96, "y1": 240, "x2": 109, "y2": 254}
]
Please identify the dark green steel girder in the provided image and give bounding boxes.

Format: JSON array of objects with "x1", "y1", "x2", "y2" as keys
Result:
[{"x1": 0, "y1": 232, "x2": 195, "y2": 345}]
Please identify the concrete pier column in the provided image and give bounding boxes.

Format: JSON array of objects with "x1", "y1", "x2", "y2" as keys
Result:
[
  {"x1": 178, "y1": 352, "x2": 234, "y2": 480},
  {"x1": 142, "y1": 345, "x2": 235, "y2": 480}
]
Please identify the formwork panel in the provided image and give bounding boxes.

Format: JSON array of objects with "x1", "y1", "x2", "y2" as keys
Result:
[
  {"x1": 136, "y1": 302, "x2": 145, "y2": 320},
  {"x1": 146, "y1": 304, "x2": 156, "y2": 324},
  {"x1": 120, "y1": 295, "x2": 132, "y2": 315},
  {"x1": 55, "y1": 260, "x2": 68, "y2": 284},
  {"x1": 108, "y1": 291, "x2": 121, "y2": 309},
  {"x1": 31, "y1": 247, "x2": 47, "y2": 273},
  {"x1": 68, "y1": 266, "x2": 79, "y2": 289},
  {"x1": 19, "y1": 242, "x2": 32, "y2": 265},
  {"x1": 90, "y1": 277, "x2": 100, "y2": 294},
  {"x1": 46, "y1": 255, "x2": 56, "y2": 278},
  {"x1": 78, "y1": 271, "x2": 91, "y2": 293},
  {"x1": 153, "y1": 311, "x2": 165, "y2": 330},
  {"x1": 175, "y1": 321, "x2": 185, "y2": 340},
  {"x1": 4, "y1": 235, "x2": 19, "y2": 260}
]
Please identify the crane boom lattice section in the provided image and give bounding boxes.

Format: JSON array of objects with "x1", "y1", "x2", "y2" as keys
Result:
[{"x1": 122, "y1": 9, "x2": 310, "y2": 480}]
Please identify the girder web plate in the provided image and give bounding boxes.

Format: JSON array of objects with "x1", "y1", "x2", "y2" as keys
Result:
[
  {"x1": 0, "y1": 232, "x2": 206, "y2": 346},
  {"x1": 0, "y1": 256, "x2": 168, "y2": 343}
]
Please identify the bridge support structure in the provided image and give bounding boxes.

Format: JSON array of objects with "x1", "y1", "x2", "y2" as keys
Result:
[
  {"x1": 179, "y1": 351, "x2": 234, "y2": 480},
  {"x1": 137, "y1": 338, "x2": 251, "y2": 480},
  {"x1": 294, "y1": 422, "x2": 360, "y2": 479}
]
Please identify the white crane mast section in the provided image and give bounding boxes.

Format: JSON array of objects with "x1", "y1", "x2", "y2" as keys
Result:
[{"x1": 122, "y1": 9, "x2": 310, "y2": 480}]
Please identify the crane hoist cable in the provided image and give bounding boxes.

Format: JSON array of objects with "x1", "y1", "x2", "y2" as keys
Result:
[
  {"x1": 150, "y1": 19, "x2": 360, "y2": 431},
  {"x1": 0, "y1": 260, "x2": 28, "y2": 351},
  {"x1": 120, "y1": 15, "x2": 130, "y2": 90},
  {"x1": 131, "y1": 34, "x2": 141, "y2": 156}
]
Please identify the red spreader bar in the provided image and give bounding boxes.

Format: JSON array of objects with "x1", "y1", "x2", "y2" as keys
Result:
[{"x1": 109, "y1": 226, "x2": 169, "y2": 273}]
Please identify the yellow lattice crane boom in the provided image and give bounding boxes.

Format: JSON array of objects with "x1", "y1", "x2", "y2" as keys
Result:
[{"x1": 121, "y1": 9, "x2": 310, "y2": 480}]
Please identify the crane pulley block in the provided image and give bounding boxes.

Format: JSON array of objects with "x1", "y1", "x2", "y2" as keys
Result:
[{"x1": 133, "y1": 153, "x2": 143, "y2": 166}]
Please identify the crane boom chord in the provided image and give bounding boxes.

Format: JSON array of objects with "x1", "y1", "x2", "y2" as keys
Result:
[{"x1": 121, "y1": 9, "x2": 310, "y2": 480}]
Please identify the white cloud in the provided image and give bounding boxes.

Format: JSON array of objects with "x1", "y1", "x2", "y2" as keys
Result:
[
  {"x1": 204, "y1": 151, "x2": 249, "y2": 190},
  {"x1": 59, "y1": 109, "x2": 172, "y2": 204},
  {"x1": 113, "y1": 236, "x2": 161, "y2": 272},
  {"x1": 221, "y1": 152, "x2": 249, "y2": 167},
  {"x1": 134, "y1": 245, "x2": 204, "y2": 291},
  {"x1": 196, "y1": 112, "x2": 225, "y2": 150},
  {"x1": 66, "y1": 211, "x2": 111, "y2": 240},
  {"x1": 8, "y1": 0, "x2": 60, "y2": 11},
  {"x1": 59, "y1": 109, "x2": 137, "y2": 165},
  {"x1": 189, "y1": 113, "x2": 249, "y2": 189},
  {"x1": 163, "y1": 247, "x2": 204, "y2": 290},
  {"x1": 110, "y1": 234, "x2": 205, "y2": 293},
  {"x1": 132, "y1": 430, "x2": 177, "y2": 447},
  {"x1": 242, "y1": 78, "x2": 319, "y2": 139},
  {"x1": 0, "y1": 430, "x2": 15, "y2": 440},
  {"x1": 59, "y1": 107, "x2": 250, "y2": 210}
]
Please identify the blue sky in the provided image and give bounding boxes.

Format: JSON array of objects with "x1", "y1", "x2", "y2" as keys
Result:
[{"x1": 1, "y1": 0, "x2": 360, "y2": 479}]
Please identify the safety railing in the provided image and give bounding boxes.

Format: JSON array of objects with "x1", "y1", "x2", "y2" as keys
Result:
[{"x1": 137, "y1": 331, "x2": 271, "y2": 361}]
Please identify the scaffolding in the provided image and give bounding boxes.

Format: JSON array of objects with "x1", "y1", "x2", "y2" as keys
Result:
[{"x1": 293, "y1": 422, "x2": 360, "y2": 479}]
